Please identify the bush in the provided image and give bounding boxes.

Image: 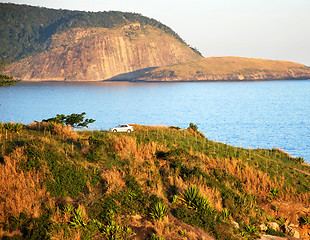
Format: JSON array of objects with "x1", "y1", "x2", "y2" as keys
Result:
[
  {"x1": 0, "y1": 122, "x2": 23, "y2": 133},
  {"x1": 188, "y1": 123, "x2": 198, "y2": 132},
  {"x1": 295, "y1": 157, "x2": 305, "y2": 164},
  {"x1": 266, "y1": 228, "x2": 286, "y2": 237}
]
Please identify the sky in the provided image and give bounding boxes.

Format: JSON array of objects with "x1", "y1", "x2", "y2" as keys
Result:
[{"x1": 2, "y1": 0, "x2": 310, "y2": 66}]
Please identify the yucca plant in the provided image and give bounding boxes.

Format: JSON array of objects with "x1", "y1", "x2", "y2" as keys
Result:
[
  {"x1": 172, "y1": 195, "x2": 179, "y2": 204},
  {"x1": 295, "y1": 157, "x2": 305, "y2": 164},
  {"x1": 102, "y1": 220, "x2": 121, "y2": 240},
  {"x1": 245, "y1": 225, "x2": 258, "y2": 235},
  {"x1": 90, "y1": 219, "x2": 103, "y2": 230},
  {"x1": 180, "y1": 186, "x2": 212, "y2": 212},
  {"x1": 63, "y1": 204, "x2": 74, "y2": 214},
  {"x1": 221, "y1": 208, "x2": 230, "y2": 220},
  {"x1": 149, "y1": 202, "x2": 169, "y2": 221},
  {"x1": 69, "y1": 208, "x2": 87, "y2": 228},
  {"x1": 193, "y1": 195, "x2": 210, "y2": 211},
  {"x1": 150, "y1": 233, "x2": 165, "y2": 240},
  {"x1": 269, "y1": 188, "x2": 279, "y2": 201},
  {"x1": 178, "y1": 230, "x2": 186, "y2": 236},
  {"x1": 127, "y1": 189, "x2": 137, "y2": 200},
  {"x1": 2, "y1": 122, "x2": 23, "y2": 133},
  {"x1": 180, "y1": 186, "x2": 200, "y2": 209},
  {"x1": 302, "y1": 216, "x2": 310, "y2": 225}
]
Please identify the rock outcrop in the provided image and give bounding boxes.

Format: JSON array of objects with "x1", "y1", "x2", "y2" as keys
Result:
[
  {"x1": 284, "y1": 225, "x2": 300, "y2": 238},
  {"x1": 5, "y1": 27, "x2": 202, "y2": 81}
]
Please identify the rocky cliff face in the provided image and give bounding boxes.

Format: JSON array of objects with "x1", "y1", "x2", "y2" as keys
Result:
[
  {"x1": 5, "y1": 26, "x2": 202, "y2": 81},
  {"x1": 135, "y1": 57, "x2": 310, "y2": 81}
]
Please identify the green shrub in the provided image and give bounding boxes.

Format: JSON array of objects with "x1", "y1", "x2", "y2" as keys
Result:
[
  {"x1": 266, "y1": 228, "x2": 286, "y2": 237},
  {"x1": 188, "y1": 123, "x2": 198, "y2": 132},
  {"x1": 23, "y1": 214, "x2": 52, "y2": 240},
  {"x1": 295, "y1": 157, "x2": 305, "y2": 164},
  {"x1": 244, "y1": 225, "x2": 258, "y2": 235},
  {"x1": 268, "y1": 188, "x2": 279, "y2": 201},
  {"x1": 0, "y1": 122, "x2": 23, "y2": 133}
]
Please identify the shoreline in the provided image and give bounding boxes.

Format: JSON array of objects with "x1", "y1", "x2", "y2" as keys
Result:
[{"x1": 17, "y1": 78, "x2": 310, "y2": 83}]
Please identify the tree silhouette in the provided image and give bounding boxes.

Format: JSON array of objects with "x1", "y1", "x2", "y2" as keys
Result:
[{"x1": 0, "y1": 62, "x2": 20, "y2": 87}]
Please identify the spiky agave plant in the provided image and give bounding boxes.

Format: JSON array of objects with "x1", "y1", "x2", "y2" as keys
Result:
[
  {"x1": 63, "y1": 204, "x2": 74, "y2": 214},
  {"x1": 180, "y1": 186, "x2": 200, "y2": 209},
  {"x1": 102, "y1": 220, "x2": 121, "y2": 240},
  {"x1": 245, "y1": 225, "x2": 258, "y2": 235},
  {"x1": 193, "y1": 195, "x2": 210, "y2": 212},
  {"x1": 150, "y1": 233, "x2": 165, "y2": 240},
  {"x1": 302, "y1": 216, "x2": 310, "y2": 225},
  {"x1": 221, "y1": 208, "x2": 230, "y2": 220},
  {"x1": 69, "y1": 208, "x2": 87, "y2": 227},
  {"x1": 149, "y1": 202, "x2": 169, "y2": 221}
]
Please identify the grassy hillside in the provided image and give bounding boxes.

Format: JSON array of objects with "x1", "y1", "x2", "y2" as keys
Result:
[
  {"x1": 0, "y1": 3, "x2": 201, "y2": 64},
  {"x1": 135, "y1": 57, "x2": 310, "y2": 81},
  {"x1": 1, "y1": 121, "x2": 310, "y2": 239}
]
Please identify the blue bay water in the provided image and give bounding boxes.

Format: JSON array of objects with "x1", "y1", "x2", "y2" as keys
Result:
[{"x1": 0, "y1": 80, "x2": 309, "y2": 162}]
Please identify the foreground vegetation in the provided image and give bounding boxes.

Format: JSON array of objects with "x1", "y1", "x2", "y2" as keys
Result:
[{"x1": 1, "y1": 121, "x2": 310, "y2": 239}]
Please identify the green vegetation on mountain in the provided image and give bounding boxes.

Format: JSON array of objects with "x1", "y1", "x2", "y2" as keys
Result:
[
  {"x1": 0, "y1": 62, "x2": 20, "y2": 87},
  {"x1": 1, "y1": 120, "x2": 310, "y2": 239},
  {"x1": 135, "y1": 57, "x2": 310, "y2": 81},
  {"x1": 2, "y1": 3, "x2": 202, "y2": 81},
  {"x1": 0, "y1": 3, "x2": 202, "y2": 64}
]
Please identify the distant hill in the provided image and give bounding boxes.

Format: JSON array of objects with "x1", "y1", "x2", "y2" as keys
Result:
[
  {"x1": 1, "y1": 3, "x2": 310, "y2": 82},
  {"x1": 1, "y1": 3, "x2": 202, "y2": 81},
  {"x1": 134, "y1": 56, "x2": 310, "y2": 81}
]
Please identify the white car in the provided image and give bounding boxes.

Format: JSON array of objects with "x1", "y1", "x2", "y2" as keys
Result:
[{"x1": 109, "y1": 124, "x2": 134, "y2": 133}]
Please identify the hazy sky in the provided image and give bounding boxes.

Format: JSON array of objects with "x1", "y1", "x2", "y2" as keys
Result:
[{"x1": 2, "y1": 0, "x2": 310, "y2": 65}]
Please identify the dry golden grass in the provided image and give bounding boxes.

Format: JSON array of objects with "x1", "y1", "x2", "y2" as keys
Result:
[
  {"x1": 0, "y1": 147, "x2": 47, "y2": 223},
  {"x1": 200, "y1": 156, "x2": 277, "y2": 199},
  {"x1": 50, "y1": 206, "x2": 71, "y2": 224},
  {"x1": 110, "y1": 134, "x2": 159, "y2": 163},
  {"x1": 159, "y1": 56, "x2": 308, "y2": 75},
  {"x1": 101, "y1": 168, "x2": 126, "y2": 195},
  {"x1": 193, "y1": 180, "x2": 223, "y2": 211},
  {"x1": 168, "y1": 175, "x2": 187, "y2": 194},
  {"x1": 28, "y1": 121, "x2": 50, "y2": 131},
  {"x1": 52, "y1": 124, "x2": 80, "y2": 140},
  {"x1": 145, "y1": 56, "x2": 310, "y2": 80},
  {"x1": 28, "y1": 122, "x2": 80, "y2": 140},
  {"x1": 50, "y1": 228, "x2": 82, "y2": 240}
]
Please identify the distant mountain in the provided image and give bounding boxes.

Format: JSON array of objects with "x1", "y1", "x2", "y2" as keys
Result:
[
  {"x1": 134, "y1": 57, "x2": 310, "y2": 81},
  {"x1": 1, "y1": 3, "x2": 310, "y2": 82},
  {"x1": 1, "y1": 3, "x2": 202, "y2": 81}
]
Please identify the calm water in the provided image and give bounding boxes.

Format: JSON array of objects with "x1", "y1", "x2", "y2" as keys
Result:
[{"x1": 0, "y1": 80, "x2": 309, "y2": 162}]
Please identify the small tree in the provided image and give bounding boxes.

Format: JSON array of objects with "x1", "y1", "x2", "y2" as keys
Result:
[
  {"x1": 43, "y1": 112, "x2": 95, "y2": 128},
  {"x1": 0, "y1": 62, "x2": 20, "y2": 87},
  {"x1": 188, "y1": 123, "x2": 198, "y2": 132}
]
